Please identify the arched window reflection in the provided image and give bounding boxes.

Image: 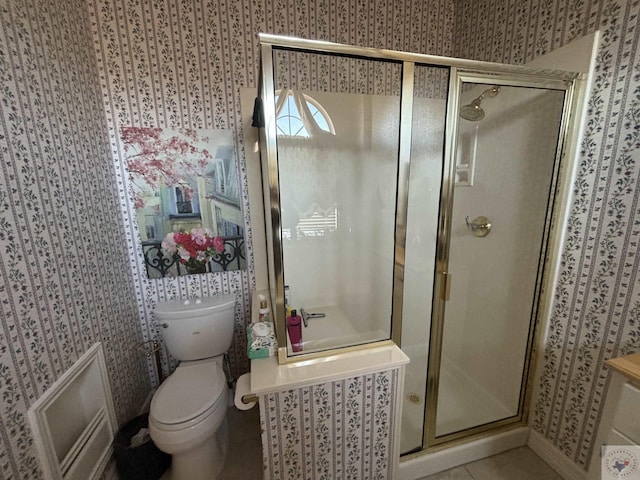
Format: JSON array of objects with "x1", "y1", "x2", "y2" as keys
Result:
[{"x1": 275, "y1": 90, "x2": 335, "y2": 137}]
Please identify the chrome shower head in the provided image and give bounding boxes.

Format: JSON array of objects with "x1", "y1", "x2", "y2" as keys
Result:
[{"x1": 460, "y1": 86, "x2": 501, "y2": 121}]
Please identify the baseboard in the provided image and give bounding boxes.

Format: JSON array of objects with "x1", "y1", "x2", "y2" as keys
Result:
[
  {"x1": 527, "y1": 430, "x2": 586, "y2": 480},
  {"x1": 398, "y1": 426, "x2": 529, "y2": 479}
]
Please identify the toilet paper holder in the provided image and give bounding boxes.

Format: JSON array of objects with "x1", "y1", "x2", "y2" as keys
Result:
[
  {"x1": 241, "y1": 393, "x2": 258, "y2": 404},
  {"x1": 235, "y1": 373, "x2": 257, "y2": 409}
]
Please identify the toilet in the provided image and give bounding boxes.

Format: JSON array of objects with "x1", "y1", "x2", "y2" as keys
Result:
[{"x1": 149, "y1": 294, "x2": 236, "y2": 480}]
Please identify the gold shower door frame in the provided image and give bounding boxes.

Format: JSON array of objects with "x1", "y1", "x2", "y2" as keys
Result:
[
  {"x1": 424, "y1": 70, "x2": 577, "y2": 449},
  {"x1": 257, "y1": 33, "x2": 582, "y2": 451}
]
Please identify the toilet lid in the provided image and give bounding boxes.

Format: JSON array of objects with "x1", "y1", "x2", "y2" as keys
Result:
[{"x1": 152, "y1": 362, "x2": 226, "y2": 425}]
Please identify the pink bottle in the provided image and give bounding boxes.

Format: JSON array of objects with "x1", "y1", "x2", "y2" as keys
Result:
[{"x1": 287, "y1": 309, "x2": 303, "y2": 352}]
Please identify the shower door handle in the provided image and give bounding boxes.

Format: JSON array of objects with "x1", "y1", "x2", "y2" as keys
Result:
[{"x1": 440, "y1": 272, "x2": 451, "y2": 301}]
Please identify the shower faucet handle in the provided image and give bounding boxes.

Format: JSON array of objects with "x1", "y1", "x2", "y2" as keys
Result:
[{"x1": 465, "y1": 215, "x2": 492, "y2": 237}]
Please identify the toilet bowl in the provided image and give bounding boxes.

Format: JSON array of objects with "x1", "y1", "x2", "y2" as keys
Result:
[
  {"x1": 149, "y1": 359, "x2": 228, "y2": 480},
  {"x1": 149, "y1": 294, "x2": 236, "y2": 480}
]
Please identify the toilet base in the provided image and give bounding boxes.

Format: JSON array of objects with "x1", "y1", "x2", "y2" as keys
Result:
[{"x1": 165, "y1": 417, "x2": 228, "y2": 480}]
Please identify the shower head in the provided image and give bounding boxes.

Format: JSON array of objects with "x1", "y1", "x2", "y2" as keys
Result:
[
  {"x1": 460, "y1": 99, "x2": 485, "y2": 121},
  {"x1": 460, "y1": 86, "x2": 501, "y2": 121}
]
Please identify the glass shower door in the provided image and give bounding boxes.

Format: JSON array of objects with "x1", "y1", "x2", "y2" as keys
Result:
[
  {"x1": 428, "y1": 78, "x2": 568, "y2": 443},
  {"x1": 400, "y1": 64, "x2": 449, "y2": 454},
  {"x1": 271, "y1": 48, "x2": 403, "y2": 356}
]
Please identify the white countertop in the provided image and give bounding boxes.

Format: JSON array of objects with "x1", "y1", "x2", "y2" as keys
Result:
[{"x1": 250, "y1": 343, "x2": 409, "y2": 395}]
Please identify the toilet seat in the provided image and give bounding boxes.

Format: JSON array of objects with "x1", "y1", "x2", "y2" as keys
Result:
[{"x1": 151, "y1": 360, "x2": 227, "y2": 429}]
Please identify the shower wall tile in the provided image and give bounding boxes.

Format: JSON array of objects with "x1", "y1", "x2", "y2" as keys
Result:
[
  {"x1": 454, "y1": 0, "x2": 640, "y2": 468},
  {"x1": 259, "y1": 368, "x2": 401, "y2": 480},
  {"x1": 0, "y1": 1, "x2": 150, "y2": 478},
  {"x1": 86, "y1": 0, "x2": 455, "y2": 381}
]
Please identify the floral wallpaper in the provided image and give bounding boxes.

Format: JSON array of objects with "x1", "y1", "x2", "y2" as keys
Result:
[
  {"x1": 3, "y1": 0, "x2": 635, "y2": 477},
  {"x1": 86, "y1": 0, "x2": 455, "y2": 381},
  {"x1": 454, "y1": 0, "x2": 640, "y2": 469},
  {"x1": 260, "y1": 368, "x2": 401, "y2": 480},
  {"x1": 0, "y1": 1, "x2": 453, "y2": 477},
  {"x1": 0, "y1": 0, "x2": 149, "y2": 478}
]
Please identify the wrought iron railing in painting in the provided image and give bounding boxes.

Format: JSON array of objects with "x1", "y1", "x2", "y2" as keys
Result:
[{"x1": 142, "y1": 236, "x2": 246, "y2": 278}]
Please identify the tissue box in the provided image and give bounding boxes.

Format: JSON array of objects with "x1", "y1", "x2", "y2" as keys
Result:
[{"x1": 247, "y1": 322, "x2": 277, "y2": 359}]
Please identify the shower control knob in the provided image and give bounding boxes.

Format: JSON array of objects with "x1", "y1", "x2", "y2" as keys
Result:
[
  {"x1": 465, "y1": 215, "x2": 492, "y2": 237},
  {"x1": 161, "y1": 322, "x2": 169, "y2": 329}
]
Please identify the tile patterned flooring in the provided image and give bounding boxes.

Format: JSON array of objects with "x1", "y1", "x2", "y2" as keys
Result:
[
  {"x1": 219, "y1": 406, "x2": 263, "y2": 480},
  {"x1": 220, "y1": 405, "x2": 562, "y2": 480},
  {"x1": 420, "y1": 447, "x2": 562, "y2": 480}
]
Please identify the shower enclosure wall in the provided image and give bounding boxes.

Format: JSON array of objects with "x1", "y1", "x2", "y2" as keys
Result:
[{"x1": 256, "y1": 34, "x2": 581, "y2": 454}]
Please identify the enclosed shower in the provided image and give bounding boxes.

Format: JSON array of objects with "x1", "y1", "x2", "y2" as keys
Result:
[{"x1": 256, "y1": 34, "x2": 581, "y2": 456}]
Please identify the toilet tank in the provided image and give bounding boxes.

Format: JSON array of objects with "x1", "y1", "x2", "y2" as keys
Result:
[{"x1": 155, "y1": 294, "x2": 236, "y2": 361}]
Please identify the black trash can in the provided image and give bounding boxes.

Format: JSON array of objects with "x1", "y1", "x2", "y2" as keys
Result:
[{"x1": 114, "y1": 414, "x2": 170, "y2": 480}]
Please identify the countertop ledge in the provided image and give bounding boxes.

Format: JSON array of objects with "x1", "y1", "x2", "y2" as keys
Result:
[
  {"x1": 250, "y1": 343, "x2": 409, "y2": 395},
  {"x1": 606, "y1": 352, "x2": 640, "y2": 383}
]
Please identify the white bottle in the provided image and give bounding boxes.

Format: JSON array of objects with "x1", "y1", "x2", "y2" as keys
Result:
[{"x1": 258, "y1": 295, "x2": 269, "y2": 322}]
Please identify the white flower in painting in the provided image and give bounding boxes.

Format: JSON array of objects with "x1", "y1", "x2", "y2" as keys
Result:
[
  {"x1": 161, "y1": 232, "x2": 177, "y2": 254},
  {"x1": 177, "y1": 248, "x2": 191, "y2": 262},
  {"x1": 190, "y1": 227, "x2": 212, "y2": 247}
]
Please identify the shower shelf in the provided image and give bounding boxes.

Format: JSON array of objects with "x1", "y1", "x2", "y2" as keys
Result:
[{"x1": 455, "y1": 124, "x2": 478, "y2": 187}]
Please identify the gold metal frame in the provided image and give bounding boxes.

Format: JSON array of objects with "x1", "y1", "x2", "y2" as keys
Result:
[
  {"x1": 258, "y1": 34, "x2": 580, "y2": 81},
  {"x1": 424, "y1": 69, "x2": 579, "y2": 448},
  {"x1": 258, "y1": 43, "x2": 287, "y2": 357},
  {"x1": 256, "y1": 32, "x2": 582, "y2": 450},
  {"x1": 392, "y1": 61, "x2": 416, "y2": 345}
]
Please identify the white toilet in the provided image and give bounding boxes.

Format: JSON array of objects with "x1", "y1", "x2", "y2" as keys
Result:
[{"x1": 149, "y1": 294, "x2": 236, "y2": 480}]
